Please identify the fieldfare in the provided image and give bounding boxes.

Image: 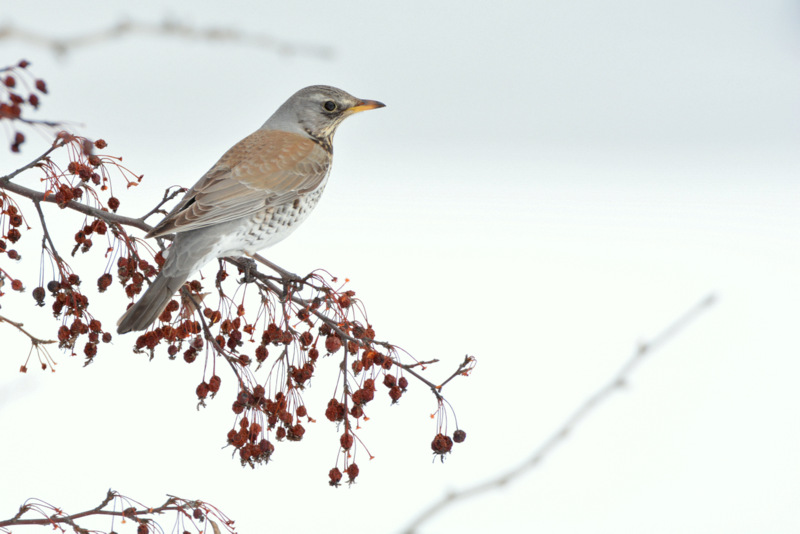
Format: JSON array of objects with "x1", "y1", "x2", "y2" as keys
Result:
[{"x1": 117, "y1": 85, "x2": 384, "y2": 333}]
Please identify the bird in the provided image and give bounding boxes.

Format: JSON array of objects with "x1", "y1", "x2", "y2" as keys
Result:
[{"x1": 117, "y1": 85, "x2": 384, "y2": 334}]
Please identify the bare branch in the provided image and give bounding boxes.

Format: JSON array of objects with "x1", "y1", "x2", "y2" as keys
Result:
[
  {"x1": 0, "y1": 19, "x2": 333, "y2": 59},
  {"x1": 0, "y1": 314, "x2": 56, "y2": 347},
  {"x1": 138, "y1": 185, "x2": 185, "y2": 223},
  {"x1": 401, "y1": 294, "x2": 717, "y2": 534},
  {"x1": 32, "y1": 199, "x2": 63, "y2": 263},
  {"x1": 0, "y1": 488, "x2": 235, "y2": 533},
  {"x1": 0, "y1": 139, "x2": 65, "y2": 184}
]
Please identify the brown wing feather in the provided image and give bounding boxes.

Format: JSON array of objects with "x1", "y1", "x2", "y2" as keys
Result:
[{"x1": 147, "y1": 130, "x2": 330, "y2": 238}]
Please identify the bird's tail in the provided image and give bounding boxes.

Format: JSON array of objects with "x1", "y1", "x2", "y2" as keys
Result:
[{"x1": 116, "y1": 270, "x2": 190, "y2": 334}]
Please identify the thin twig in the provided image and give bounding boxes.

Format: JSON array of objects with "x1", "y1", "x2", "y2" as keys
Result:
[
  {"x1": 400, "y1": 293, "x2": 717, "y2": 534},
  {"x1": 0, "y1": 139, "x2": 65, "y2": 184},
  {"x1": 0, "y1": 315, "x2": 56, "y2": 346},
  {"x1": 180, "y1": 286, "x2": 244, "y2": 387},
  {"x1": 138, "y1": 185, "x2": 185, "y2": 223},
  {"x1": 32, "y1": 199, "x2": 63, "y2": 263}
]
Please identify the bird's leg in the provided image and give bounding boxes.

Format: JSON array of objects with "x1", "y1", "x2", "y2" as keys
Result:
[
  {"x1": 235, "y1": 255, "x2": 259, "y2": 284},
  {"x1": 250, "y1": 253, "x2": 301, "y2": 283}
]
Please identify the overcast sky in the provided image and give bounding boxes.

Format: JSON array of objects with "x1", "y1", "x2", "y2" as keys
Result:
[{"x1": 1, "y1": 1, "x2": 799, "y2": 533}]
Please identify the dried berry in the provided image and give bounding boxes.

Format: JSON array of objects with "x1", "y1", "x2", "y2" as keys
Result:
[
  {"x1": 325, "y1": 334, "x2": 342, "y2": 354},
  {"x1": 431, "y1": 433, "x2": 453, "y2": 455},
  {"x1": 208, "y1": 375, "x2": 221, "y2": 393},
  {"x1": 183, "y1": 348, "x2": 197, "y2": 363},
  {"x1": 325, "y1": 399, "x2": 345, "y2": 422},
  {"x1": 32, "y1": 286, "x2": 46, "y2": 306},
  {"x1": 299, "y1": 331, "x2": 313, "y2": 346},
  {"x1": 345, "y1": 463, "x2": 359, "y2": 483},
  {"x1": 7, "y1": 228, "x2": 21, "y2": 243}
]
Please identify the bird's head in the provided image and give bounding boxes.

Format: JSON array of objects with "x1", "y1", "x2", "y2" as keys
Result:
[{"x1": 263, "y1": 85, "x2": 385, "y2": 147}]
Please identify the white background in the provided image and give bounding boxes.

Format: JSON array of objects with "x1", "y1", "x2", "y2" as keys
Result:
[{"x1": 1, "y1": 1, "x2": 799, "y2": 533}]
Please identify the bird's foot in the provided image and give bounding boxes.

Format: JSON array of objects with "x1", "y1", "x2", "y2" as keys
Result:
[{"x1": 236, "y1": 256, "x2": 259, "y2": 284}]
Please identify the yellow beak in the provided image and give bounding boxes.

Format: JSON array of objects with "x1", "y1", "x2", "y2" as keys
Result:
[{"x1": 349, "y1": 99, "x2": 386, "y2": 113}]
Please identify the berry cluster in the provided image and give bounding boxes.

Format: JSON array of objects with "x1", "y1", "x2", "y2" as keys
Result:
[
  {"x1": 2, "y1": 121, "x2": 144, "y2": 365},
  {"x1": 0, "y1": 196, "x2": 27, "y2": 293},
  {"x1": 122, "y1": 255, "x2": 471, "y2": 482},
  {"x1": 0, "y1": 60, "x2": 48, "y2": 153}
]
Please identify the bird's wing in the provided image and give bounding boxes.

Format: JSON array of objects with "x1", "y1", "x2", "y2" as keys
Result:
[{"x1": 147, "y1": 130, "x2": 331, "y2": 238}]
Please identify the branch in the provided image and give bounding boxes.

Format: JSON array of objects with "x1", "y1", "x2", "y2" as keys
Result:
[
  {"x1": 0, "y1": 178, "x2": 152, "y2": 233},
  {"x1": 0, "y1": 314, "x2": 56, "y2": 346},
  {"x1": 2, "y1": 129, "x2": 471, "y2": 475},
  {"x1": 0, "y1": 140, "x2": 65, "y2": 184},
  {"x1": 138, "y1": 185, "x2": 185, "y2": 223},
  {"x1": 0, "y1": 488, "x2": 235, "y2": 533},
  {"x1": 400, "y1": 293, "x2": 717, "y2": 534},
  {"x1": 231, "y1": 255, "x2": 474, "y2": 396},
  {"x1": 0, "y1": 19, "x2": 333, "y2": 59},
  {"x1": 32, "y1": 199, "x2": 63, "y2": 263}
]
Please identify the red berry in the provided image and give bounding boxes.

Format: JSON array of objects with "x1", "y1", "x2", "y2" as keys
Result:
[
  {"x1": 208, "y1": 375, "x2": 221, "y2": 393},
  {"x1": 345, "y1": 463, "x2": 359, "y2": 482},
  {"x1": 431, "y1": 433, "x2": 453, "y2": 455},
  {"x1": 340, "y1": 432, "x2": 354, "y2": 450},
  {"x1": 7, "y1": 228, "x2": 21, "y2": 243},
  {"x1": 325, "y1": 334, "x2": 342, "y2": 353}
]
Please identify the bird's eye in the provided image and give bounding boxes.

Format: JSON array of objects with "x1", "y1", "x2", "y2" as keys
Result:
[{"x1": 323, "y1": 100, "x2": 337, "y2": 112}]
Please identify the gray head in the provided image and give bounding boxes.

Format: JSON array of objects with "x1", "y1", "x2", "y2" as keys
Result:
[{"x1": 263, "y1": 85, "x2": 385, "y2": 145}]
